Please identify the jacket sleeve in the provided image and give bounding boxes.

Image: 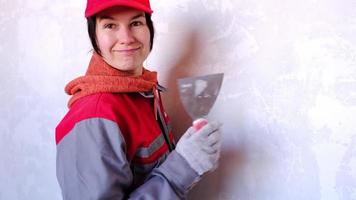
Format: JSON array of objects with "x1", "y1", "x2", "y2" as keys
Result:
[{"x1": 56, "y1": 118, "x2": 199, "y2": 200}]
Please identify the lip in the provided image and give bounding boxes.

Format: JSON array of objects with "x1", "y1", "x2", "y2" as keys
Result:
[{"x1": 113, "y1": 47, "x2": 140, "y2": 55}]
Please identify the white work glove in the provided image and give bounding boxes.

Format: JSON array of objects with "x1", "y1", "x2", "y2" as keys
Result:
[{"x1": 175, "y1": 120, "x2": 222, "y2": 176}]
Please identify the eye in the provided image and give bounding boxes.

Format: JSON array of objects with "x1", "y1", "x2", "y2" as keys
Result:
[
  {"x1": 131, "y1": 21, "x2": 144, "y2": 27},
  {"x1": 104, "y1": 23, "x2": 116, "y2": 29}
]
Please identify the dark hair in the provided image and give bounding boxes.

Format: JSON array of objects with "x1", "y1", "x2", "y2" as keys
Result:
[{"x1": 87, "y1": 13, "x2": 155, "y2": 55}]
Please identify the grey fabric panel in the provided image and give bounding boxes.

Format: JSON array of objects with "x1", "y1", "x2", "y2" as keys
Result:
[
  {"x1": 131, "y1": 151, "x2": 169, "y2": 188},
  {"x1": 130, "y1": 151, "x2": 200, "y2": 200},
  {"x1": 57, "y1": 118, "x2": 197, "y2": 200},
  {"x1": 152, "y1": 151, "x2": 200, "y2": 197},
  {"x1": 56, "y1": 118, "x2": 132, "y2": 200},
  {"x1": 135, "y1": 135, "x2": 165, "y2": 158},
  {"x1": 133, "y1": 151, "x2": 169, "y2": 174}
]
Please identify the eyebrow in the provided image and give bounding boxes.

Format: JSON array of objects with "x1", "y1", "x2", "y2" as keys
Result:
[{"x1": 98, "y1": 13, "x2": 145, "y2": 21}]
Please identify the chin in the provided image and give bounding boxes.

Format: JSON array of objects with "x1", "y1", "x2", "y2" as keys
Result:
[{"x1": 113, "y1": 64, "x2": 142, "y2": 75}]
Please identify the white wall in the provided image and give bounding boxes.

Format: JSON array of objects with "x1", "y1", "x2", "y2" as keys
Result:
[{"x1": 1, "y1": 0, "x2": 355, "y2": 199}]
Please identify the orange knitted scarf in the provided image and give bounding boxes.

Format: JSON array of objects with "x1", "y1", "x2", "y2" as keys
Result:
[{"x1": 65, "y1": 52, "x2": 159, "y2": 108}]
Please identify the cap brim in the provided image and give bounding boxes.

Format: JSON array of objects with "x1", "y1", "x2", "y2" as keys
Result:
[{"x1": 85, "y1": 0, "x2": 153, "y2": 17}]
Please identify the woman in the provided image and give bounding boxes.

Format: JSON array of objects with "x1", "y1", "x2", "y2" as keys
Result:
[{"x1": 55, "y1": 0, "x2": 222, "y2": 199}]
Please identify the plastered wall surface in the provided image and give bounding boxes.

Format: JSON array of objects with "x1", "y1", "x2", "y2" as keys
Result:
[{"x1": 1, "y1": 0, "x2": 355, "y2": 199}]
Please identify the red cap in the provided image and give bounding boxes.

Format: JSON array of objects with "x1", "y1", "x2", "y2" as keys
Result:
[{"x1": 85, "y1": 0, "x2": 153, "y2": 17}]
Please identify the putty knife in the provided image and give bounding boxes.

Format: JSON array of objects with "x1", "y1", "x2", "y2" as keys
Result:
[{"x1": 177, "y1": 73, "x2": 224, "y2": 131}]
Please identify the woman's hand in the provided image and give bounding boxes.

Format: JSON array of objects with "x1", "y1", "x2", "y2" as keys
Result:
[{"x1": 175, "y1": 120, "x2": 222, "y2": 176}]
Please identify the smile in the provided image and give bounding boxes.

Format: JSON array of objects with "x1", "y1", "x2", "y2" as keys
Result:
[{"x1": 113, "y1": 47, "x2": 140, "y2": 54}]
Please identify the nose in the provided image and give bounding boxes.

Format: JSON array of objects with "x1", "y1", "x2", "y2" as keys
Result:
[{"x1": 117, "y1": 26, "x2": 135, "y2": 44}]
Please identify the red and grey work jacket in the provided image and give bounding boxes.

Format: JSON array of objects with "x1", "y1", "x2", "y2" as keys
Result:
[{"x1": 55, "y1": 91, "x2": 198, "y2": 199}]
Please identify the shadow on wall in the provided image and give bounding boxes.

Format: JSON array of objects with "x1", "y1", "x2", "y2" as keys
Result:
[
  {"x1": 189, "y1": 149, "x2": 246, "y2": 200},
  {"x1": 160, "y1": 22, "x2": 246, "y2": 199},
  {"x1": 161, "y1": 28, "x2": 201, "y2": 138}
]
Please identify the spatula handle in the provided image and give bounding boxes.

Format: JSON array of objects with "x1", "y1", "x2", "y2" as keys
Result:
[{"x1": 193, "y1": 118, "x2": 208, "y2": 132}]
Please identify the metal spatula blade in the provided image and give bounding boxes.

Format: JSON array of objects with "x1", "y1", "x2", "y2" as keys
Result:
[{"x1": 177, "y1": 73, "x2": 224, "y2": 121}]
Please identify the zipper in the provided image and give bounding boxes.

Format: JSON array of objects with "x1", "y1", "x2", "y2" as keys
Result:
[{"x1": 157, "y1": 106, "x2": 175, "y2": 152}]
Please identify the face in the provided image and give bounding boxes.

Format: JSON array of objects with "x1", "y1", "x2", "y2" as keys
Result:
[{"x1": 95, "y1": 7, "x2": 151, "y2": 76}]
